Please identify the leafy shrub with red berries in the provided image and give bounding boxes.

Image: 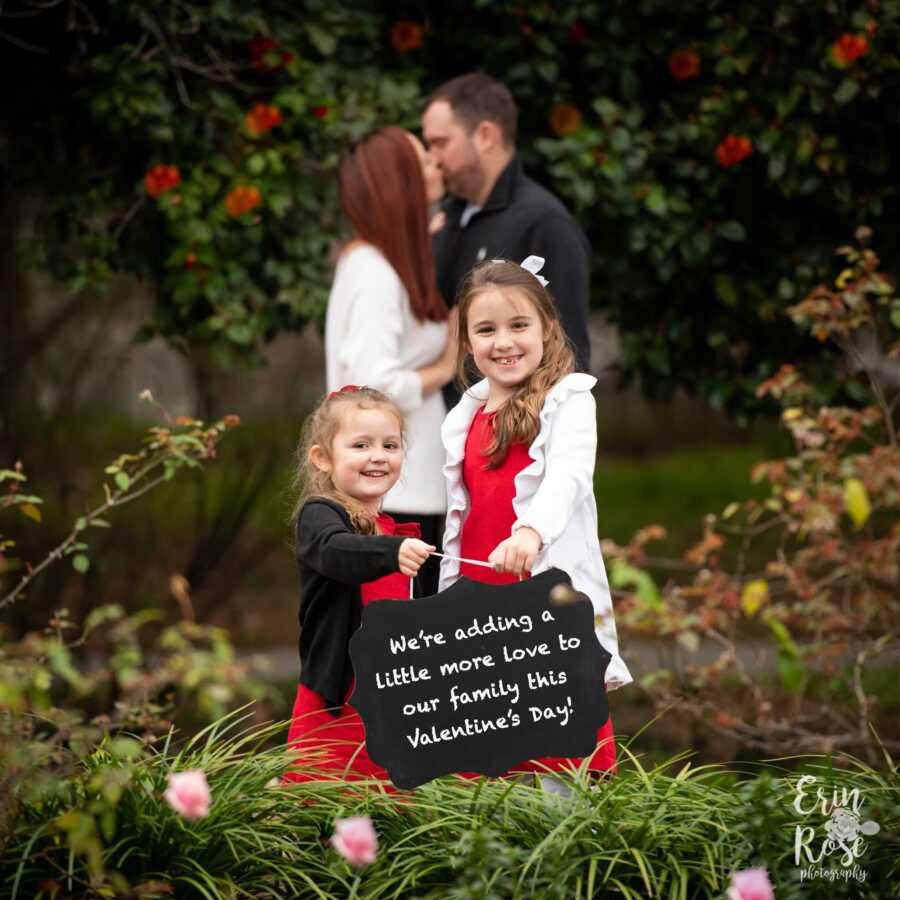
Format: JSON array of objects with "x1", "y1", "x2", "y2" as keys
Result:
[{"x1": 3, "y1": 0, "x2": 899, "y2": 413}]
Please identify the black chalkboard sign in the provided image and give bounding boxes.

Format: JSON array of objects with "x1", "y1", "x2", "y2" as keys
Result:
[{"x1": 349, "y1": 568, "x2": 610, "y2": 790}]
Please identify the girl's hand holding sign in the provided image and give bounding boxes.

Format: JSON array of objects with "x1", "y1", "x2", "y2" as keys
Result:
[
  {"x1": 488, "y1": 525, "x2": 542, "y2": 576},
  {"x1": 398, "y1": 539, "x2": 436, "y2": 577}
]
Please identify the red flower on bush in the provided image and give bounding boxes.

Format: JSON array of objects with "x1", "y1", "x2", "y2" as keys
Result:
[
  {"x1": 549, "y1": 104, "x2": 582, "y2": 136},
  {"x1": 245, "y1": 103, "x2": 283, "y2": 135},
  {"x1": 715, "y1": 135, "x2": 753, "y2": 168},
  {"x1": 668, "y1": 49, "x2": 701, "y2": 80},
  {"x1": 225, "y1": 185, "x2": 263, "y2": 218},
  {"x1": 311, "y1": 105, "x2": 329, "y2": 119},
  {"x1": 144, "y1": 164, "x2": 181, "y2": 198},
  {"x1": 389, "y1": 20, "x2": 424, "y2": 51},
  {"x1": 249, "y1": 37, "x2": 293, "y2": 71},
  {"x1": 568, "y1": 21, "x2": 588, "y2": 43},
  {"x1": 831, "y1": 33, "x2": 869, "y2": 66}
]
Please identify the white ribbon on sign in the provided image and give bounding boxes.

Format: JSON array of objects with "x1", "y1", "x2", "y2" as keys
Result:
[
  {"x1": 430, "y1": 551, "x2": 494, "y2": 569},
  {"x1": 409, "y1": 552, "x2": 532, "y2": 598},
  {"x1": 409, "y1": 554, "x2": 493, "y2": 599}
]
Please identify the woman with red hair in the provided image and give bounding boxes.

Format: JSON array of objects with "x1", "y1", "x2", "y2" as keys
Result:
[{"x1": 324, "y1": 127, "x2": 455, "y2": 595}]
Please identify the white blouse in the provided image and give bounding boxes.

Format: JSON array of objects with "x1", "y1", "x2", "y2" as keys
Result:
[
  {"x1": 325, "y1": 243, "x2": 448, "y2": 514},
  {"x1": 439, "y1": 373, "x2": 632, "y2": 691}
]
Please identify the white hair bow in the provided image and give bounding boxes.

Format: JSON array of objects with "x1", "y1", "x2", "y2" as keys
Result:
[{"x1": 519, "y1": 255, "x2": 548, "y2": 287}]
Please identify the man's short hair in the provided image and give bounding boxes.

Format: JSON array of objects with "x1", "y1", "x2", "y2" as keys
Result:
[{"x1": 426, "y1": 73, "x2": 518, "y2": 147}]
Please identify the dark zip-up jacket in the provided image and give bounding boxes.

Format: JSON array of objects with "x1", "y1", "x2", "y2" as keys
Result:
[
  {"x1": 295, "y1": 498, "x2": 408, "y2": 713},
  {"x1": 433, "y1": 153, "x2": 592, "y2": 409}
]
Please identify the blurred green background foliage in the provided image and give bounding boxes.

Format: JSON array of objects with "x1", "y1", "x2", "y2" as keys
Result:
[{"x1": 3, "y1": 0, "x2": 899, "y2": 415}]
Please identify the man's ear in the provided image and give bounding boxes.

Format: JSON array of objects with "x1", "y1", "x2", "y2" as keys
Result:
[
  {"x1": 308, "y1": 444, "x2": 331, "y2": 473},
  {"x1": 473, "y1": 119, "x2": 501, "y2": 154}
]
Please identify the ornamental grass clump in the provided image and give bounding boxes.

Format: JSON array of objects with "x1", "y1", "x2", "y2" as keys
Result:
[{"x1": 4, "y1": 709, "x2": 898, "y2": 898}]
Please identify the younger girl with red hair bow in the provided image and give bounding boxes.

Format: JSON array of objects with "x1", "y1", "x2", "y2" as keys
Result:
[{"x1": 284, "y1": 386, "x2": 434, "y2": 782}]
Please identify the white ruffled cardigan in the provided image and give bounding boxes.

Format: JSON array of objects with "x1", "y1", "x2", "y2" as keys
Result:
[{"x1": 439, "y1": 372, "x2": 632, "y2": 690}]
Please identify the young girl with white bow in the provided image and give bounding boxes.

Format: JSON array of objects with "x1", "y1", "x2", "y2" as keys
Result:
[{"x1": 440, "y1": 257, "x2": 631, "y2": 776}]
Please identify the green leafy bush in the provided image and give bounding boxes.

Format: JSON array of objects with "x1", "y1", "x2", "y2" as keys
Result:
[
  {"x1": 607, "y1": 231, "x2": 900, "y2": 758},
  {"x1": 0, "y1": 404, "x2": 273, "y2": 883},
  {"x1": 496, "y1": 1, "x2": 900, "y2": 414},
  {"x1": 4, "y1": 1, "x2": 421, "y2": 373},
  {"x1": 4, "y1": 1, "x2": 900, "y2": 412}
]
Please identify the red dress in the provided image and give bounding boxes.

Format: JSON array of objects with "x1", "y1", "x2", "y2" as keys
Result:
[
  {"x1": 459, "y1": 406, "x2": 616, "y2": 774},
  {"x1": 284, "y1": 513, "x2": 419, "y2": 783}
]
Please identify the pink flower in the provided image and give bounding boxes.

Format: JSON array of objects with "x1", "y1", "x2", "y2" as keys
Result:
[
  {"x1": 330, "y1": 815, "x2": 378, "y2": 866},
  {"x1": 164, "y1": 770, "x2": 211, "y2": 820},
  {"x1": 727, "y1": 868, "x2": 775, "y2": 900}
]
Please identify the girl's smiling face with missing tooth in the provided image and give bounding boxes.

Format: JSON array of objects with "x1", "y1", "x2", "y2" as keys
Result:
[
  {"x1": 466, "y1": 287, "x2": 548, "y2": 409},
  {"x1": 309, "y1": 406, "x2": 404, "y2": 511}
]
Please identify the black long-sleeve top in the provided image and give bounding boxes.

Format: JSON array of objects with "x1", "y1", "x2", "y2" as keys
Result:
[{"x1": 295, "y1": 498, "x2": 408, "y2": 712}]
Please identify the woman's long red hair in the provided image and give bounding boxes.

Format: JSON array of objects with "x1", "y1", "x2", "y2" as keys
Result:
[{"x1": 338, "y1": 127, "x2": 447, "y2": 323}]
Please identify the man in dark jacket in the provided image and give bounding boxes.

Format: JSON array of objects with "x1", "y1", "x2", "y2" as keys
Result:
[{"x1": 423, "y1": 72, "x2": 592, "y2": 397}]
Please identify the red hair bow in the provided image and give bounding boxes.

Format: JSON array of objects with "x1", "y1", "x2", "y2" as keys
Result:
[{"x1": 327, "y1": 384, "x2": 362, "y2": 400}]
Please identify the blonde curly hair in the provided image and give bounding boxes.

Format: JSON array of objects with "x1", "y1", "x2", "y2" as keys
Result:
[{"x1": 291, "y1": 386, "x2": 405, "y2": 534}]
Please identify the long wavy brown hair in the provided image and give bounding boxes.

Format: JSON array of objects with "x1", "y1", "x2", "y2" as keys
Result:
[
  {"x1": 338, "y1": 127, "x2": 447, "y2": 323},
  {"x1": 455, "y1": 260, "x2": 575, "y2": 468},
  {"x1": 291, "y1": 387, "x2": 406, "y2": 535}
]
